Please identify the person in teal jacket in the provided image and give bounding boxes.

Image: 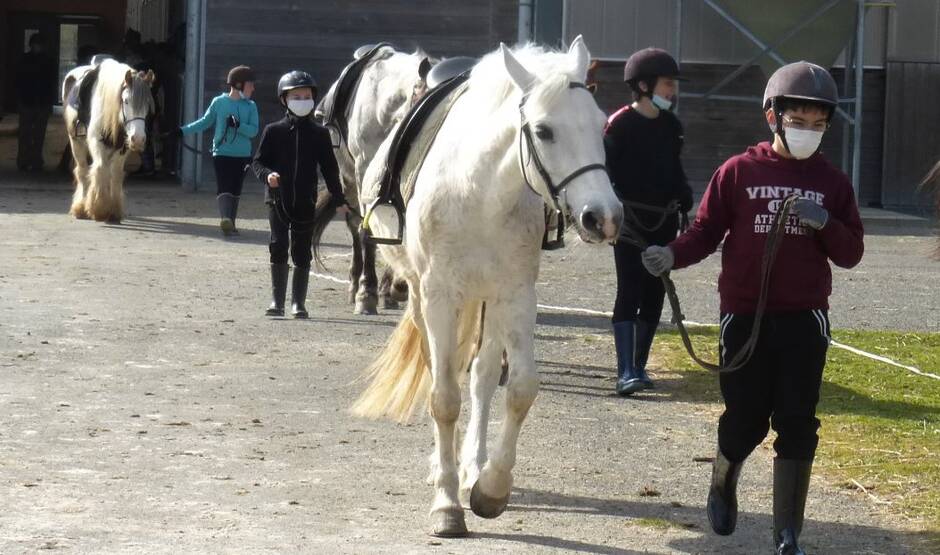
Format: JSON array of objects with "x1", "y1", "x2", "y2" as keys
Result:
[{"x1": 175, "y1": 65, "x2": 259, "y2": 235}]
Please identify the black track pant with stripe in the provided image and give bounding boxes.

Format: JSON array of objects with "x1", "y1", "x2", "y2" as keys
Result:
[{"x1": 717, "y1": 310, "x2": 830, "y2": 463}]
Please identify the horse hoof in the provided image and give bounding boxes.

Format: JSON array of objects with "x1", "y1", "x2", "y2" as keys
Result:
[
  {"x1": 355, "y1": 302, "x2": 378, "y2": 315},
  {"x1": 469, "y1": 480, "x2": 510, "y2": 519},
  {"x1": 429, "y1": 509, "x2": 468, "y2": 538},
  {"x1": 382, "y1": 297, "x2": 400, "y2": 310}
]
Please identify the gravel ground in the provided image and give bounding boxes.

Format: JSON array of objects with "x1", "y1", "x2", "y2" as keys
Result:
[{"x1": 1, "y1": 176, "x2": 936, "y2": 554}]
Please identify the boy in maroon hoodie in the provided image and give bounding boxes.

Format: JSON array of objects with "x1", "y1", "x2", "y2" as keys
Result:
[{"x1": 641, "y1": 62, "x2": 864, "y2": 554}]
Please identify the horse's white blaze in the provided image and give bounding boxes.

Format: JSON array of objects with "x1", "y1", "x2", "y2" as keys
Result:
[{"x1": 353, "y1": 41, "x2": 621, "y2": 535}]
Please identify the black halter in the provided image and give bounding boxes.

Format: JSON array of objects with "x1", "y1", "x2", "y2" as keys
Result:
[{"x1": 518, "y1": 81, "x2": 608, "y2": 212}]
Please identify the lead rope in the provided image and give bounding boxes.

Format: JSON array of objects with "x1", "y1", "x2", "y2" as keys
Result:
[{"x1": 622, "y1": 193, "x2": 801, "y2": 374}]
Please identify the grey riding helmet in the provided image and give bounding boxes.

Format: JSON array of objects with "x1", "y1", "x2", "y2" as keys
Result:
[
  {"x1": 763, "y1": 61, "x2": 839, "y2": 123},
  {"x1": 277, "y1": 70, "x2": 318, "y2": 104}
]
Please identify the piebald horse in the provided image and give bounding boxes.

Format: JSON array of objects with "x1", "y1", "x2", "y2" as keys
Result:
[
  {"x1": 327, "y1": 38, "x2": 623, "y2": 537},
  {"x1": 62, "y1": 59, "x2": 154, "y2": 223}
]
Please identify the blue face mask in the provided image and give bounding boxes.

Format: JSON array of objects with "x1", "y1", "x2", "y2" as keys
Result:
[{"x1": 652, "y1": 94, "x2": 673, "y2": 111}]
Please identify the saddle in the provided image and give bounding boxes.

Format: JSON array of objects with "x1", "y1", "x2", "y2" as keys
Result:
[
  {"x1": 67, "y1": 64, "x2": 101, "y2": 137},
  {"x1": 317, "y1": 43, "x2": 393, "y2": 143},
  {"x1": 362, "y1": 69, "x2": 473, "y2": 245}
]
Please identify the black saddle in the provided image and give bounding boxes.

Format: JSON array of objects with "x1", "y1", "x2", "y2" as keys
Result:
[
  {"x1": 318, "y1": 42, "x2": 393, "y2": 143},
  {"x1": 364, "y1": 70, "x2": 472, "y2": 245},
  {"x1": 67, "y1": 64, "x2": 101, "y2": 136},
  {"x1": 425, "y1": 56, "x2": 477, "y2": 89}
]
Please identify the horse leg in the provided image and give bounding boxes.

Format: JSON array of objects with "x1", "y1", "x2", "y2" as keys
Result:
[
  {"x1": 108, "y1": 153, "x2": 126, "y2": 223},
  {"x1": 354, "y1": 230, "x2": 379, "y2": 315},
  {"x1": 459, "y1": 305, "x2": 503, "y2": 503},
  {"x1": 379, "y1": 267, "x2": 400, "y2": 309},
  {"x1": 346, "y1": 214, "x2": 363, "y2": 305},
  {"x1": 86, "y1": 142, "x2": 111, "y2": 222},
  {"x1": 69, "y1": 138, "x2": 91, "y2": 219},
  {"x1": 470, "y1": 290, "x2": 539, "y2": 519},
  {"x1": 422, "y1": 286, "x2": 466, "y2": 537}
]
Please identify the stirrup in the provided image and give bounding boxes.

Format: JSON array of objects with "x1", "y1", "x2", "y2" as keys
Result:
[
  {"x1": 362, "y1": 198, "x2": 405, "y2": 245},
  {"x1": 541, "y1": 208, "x2": 565, "y2": 250}
]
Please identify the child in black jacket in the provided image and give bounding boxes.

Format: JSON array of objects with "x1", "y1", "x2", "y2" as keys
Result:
[{"x1": 251, "y1": 70, "x2": 349, "y2": 318}]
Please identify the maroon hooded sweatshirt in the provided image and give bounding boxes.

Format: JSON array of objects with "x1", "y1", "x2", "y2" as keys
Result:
[{"x1": 669, "y1": 142, "x2": 864, "y2": 313}]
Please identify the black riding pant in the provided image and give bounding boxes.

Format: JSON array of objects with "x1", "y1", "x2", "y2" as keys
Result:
[
  {"x1": 612, "y1": 221, "x2": 677, "y2": 325},
  {"x1": 17, "y1": 104, "x2": 51, "y2": 169},
  {"x1": 213, "y1": 156, "x2": 250, "y2": 197},
  {"x1": 268, "y1": 205, "x2": 313, "y2": 267},
  {"x1": 717, "y1": 310, "x2": 830, "y2": 463}
]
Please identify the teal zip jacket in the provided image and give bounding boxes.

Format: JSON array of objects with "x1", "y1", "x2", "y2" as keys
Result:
[{"x1": 181, "y1": 93, "x2": 259, "y2": 157}]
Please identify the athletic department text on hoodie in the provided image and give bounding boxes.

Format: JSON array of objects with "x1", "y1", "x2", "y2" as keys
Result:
[
  {"x1": 181, "y1": 93, "x2": 259, "y2": 157},
  {"x1": 668, "y1": 141, "x2": 864, "y2": 314}
]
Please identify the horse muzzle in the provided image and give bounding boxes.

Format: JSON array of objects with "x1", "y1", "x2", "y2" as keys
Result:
[
  {"x1": 578, "y1": 203, "x2": 623, "y2": 243},
  {"x1": 127, "y1": 136, "x2": 147, "y2": 153}
]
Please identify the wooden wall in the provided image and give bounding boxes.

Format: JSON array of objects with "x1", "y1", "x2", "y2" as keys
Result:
[
  {"x1": 202, "y1": 0, "x2": 518, "y2": 130},
  {"x1": 881, "y1": 62, "x2": 940, "y2": 211}
]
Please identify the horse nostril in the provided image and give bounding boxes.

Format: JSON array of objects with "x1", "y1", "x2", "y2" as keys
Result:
[{"x1": 580, "y1": 208, "x2": 600, "y2": 234}]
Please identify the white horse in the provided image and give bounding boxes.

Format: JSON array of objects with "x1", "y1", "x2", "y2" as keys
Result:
[
  {"x1": 339, "y1": 38, "x2": 623, "y2": 537},
  {"x1": 315, "y1": 45, "x2": 431, "y2": 314},
  {"x1": 62, "y1": 59, "x2": 154, "y2": 222}
]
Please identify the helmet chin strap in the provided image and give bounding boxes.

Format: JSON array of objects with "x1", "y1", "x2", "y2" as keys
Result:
[{"x1": 770, "y1": 98, "x2": 793, "y2": 156}]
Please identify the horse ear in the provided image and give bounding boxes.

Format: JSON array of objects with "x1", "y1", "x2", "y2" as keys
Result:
[
  {"x1": 418, "y1": 57, "x2": 432, "y2": 81},
  {"x1": 586, "y1": 83, "x2": 597, "y2": 95},
  {"x1": 124, "y1": 70, "x2": 134, "y2": 86},
  {"x1": 500, "y1": 43, "x2": 535, "y2": 93},
  {"x1": 568, "y1": 34, "x2": 590, "y2": 80}
]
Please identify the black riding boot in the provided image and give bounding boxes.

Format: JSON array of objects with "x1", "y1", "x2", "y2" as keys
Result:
[
  {"x1": 773, "y1": 459, "x2": 812, "y2": 555},
  {"x1": 633, "y1": 320, "x2": 658, "y2": 389},
  {"x1": 265, "y1": 263, "x2": 289, "y2": 317},
  {"x1": 291, "y1": 266, "x2": 310, "y2": 319},
  {"x1": 707, "y1": 447, "x2": 744, "y2": 536}
]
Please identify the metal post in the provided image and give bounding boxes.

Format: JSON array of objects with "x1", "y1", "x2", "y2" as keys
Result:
[
  {"x1": 518, "y1": 0, "x2": 534, "y2": 44},
  {"x1": 851, "y1": 0, "x2": 865, "y2": 200},
  {"x1": 674, "y1": 0, "x2": 682, "y2": 115},
  {"x1": 841, "y1": 29, "x2": 854, "y2": 174},
  {"x1": 180, "y1": 0, "x2": 202, "y2": 191}
]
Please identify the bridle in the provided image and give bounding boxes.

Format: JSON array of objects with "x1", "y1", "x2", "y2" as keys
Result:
[{"x1": 517, "y1": 81, "x2": 608, "y2": 213}]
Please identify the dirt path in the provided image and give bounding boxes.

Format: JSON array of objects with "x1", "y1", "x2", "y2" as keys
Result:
[{"x1": 1, "y1": 179, "x2": 935, "y2": 553}]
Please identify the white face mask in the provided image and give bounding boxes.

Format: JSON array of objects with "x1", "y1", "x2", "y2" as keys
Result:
[
  {"x1": 652, "y1": 94, "x2": 672, "y2": 111},
  {"x1": 784, "y1": 128, "x2": 824, "y2": 159},
  {"x1": 287, "y1": 99, "x2": 315, "y2": 117}
]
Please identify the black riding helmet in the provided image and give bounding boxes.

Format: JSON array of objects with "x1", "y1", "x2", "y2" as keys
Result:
[
  {"x1": 623, "y1": 47, "x2": 685, "y2": 97},
  {"x1": 763, "y1": 61, "x2": 839, "y2": 153},
  {"x1": 277, "y1": 70, "x2": 318, "y2": 104},
  {"x1": 227, "y1": 65, "x2": 256, "y2": 90}
]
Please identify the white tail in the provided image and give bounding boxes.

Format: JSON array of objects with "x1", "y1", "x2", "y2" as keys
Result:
[{"x1": 351, "y1": 299, "x2": 483, "y2": 423}]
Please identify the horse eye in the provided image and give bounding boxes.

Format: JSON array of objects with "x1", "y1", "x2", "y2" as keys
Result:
[{"x1": 534, "y1": 125, "x2": 554, "y2": 141}]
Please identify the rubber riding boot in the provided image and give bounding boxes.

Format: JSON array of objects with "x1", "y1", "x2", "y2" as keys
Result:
[
  {"x1": 707, "y1": 448, "x2": 744, "y2": 536},
  {"x1": 291, "y1": 266, "x2": 310, "y2": 319},
  {"x1": 633, "y1": 320, "x2": 658, "y2": 389},
  {"x1": 265, "y1": 263, "x2": 289, "y2": 317},
  {"x1": 218, "y1": 194, "x2": 236, "y2": 236},
  {"x1": 773, "y1": 459, "x2": 812, "y2": 555},
  {"x1": 613, "y1": 321, "x2": 644, "y2": 396},
  {"x1": 229, "y1": 196, "x2": 241, "y2": 235}
]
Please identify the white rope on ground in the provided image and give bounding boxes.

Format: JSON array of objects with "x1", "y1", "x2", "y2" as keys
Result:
[{"x1": 308, "y1": 272, "x2": 937, "y2": 380}]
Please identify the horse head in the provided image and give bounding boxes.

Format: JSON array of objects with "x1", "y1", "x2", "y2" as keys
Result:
[
  {"x1": 121, "y1": 68, "x2": 155, "y2": 152},
  {"x1": 501, "y1": 36, "x2": 623, "y2": 243}
]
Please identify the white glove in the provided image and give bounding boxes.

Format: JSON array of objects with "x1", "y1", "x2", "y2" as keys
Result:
[
  {"x1": 792, "y1": 198, "x2": 829, "y2": 230},
  {"x1": 641, "y1": 245, "x2": 675, "y2": 276}
]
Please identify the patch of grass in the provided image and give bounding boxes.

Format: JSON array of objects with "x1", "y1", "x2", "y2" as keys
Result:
[
  {"x1": 628, "y1": 517, "x2": 696, "y2": 531},
  {"x1": 653, "y1": 327, "x2": 940, "y2": 542}
]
